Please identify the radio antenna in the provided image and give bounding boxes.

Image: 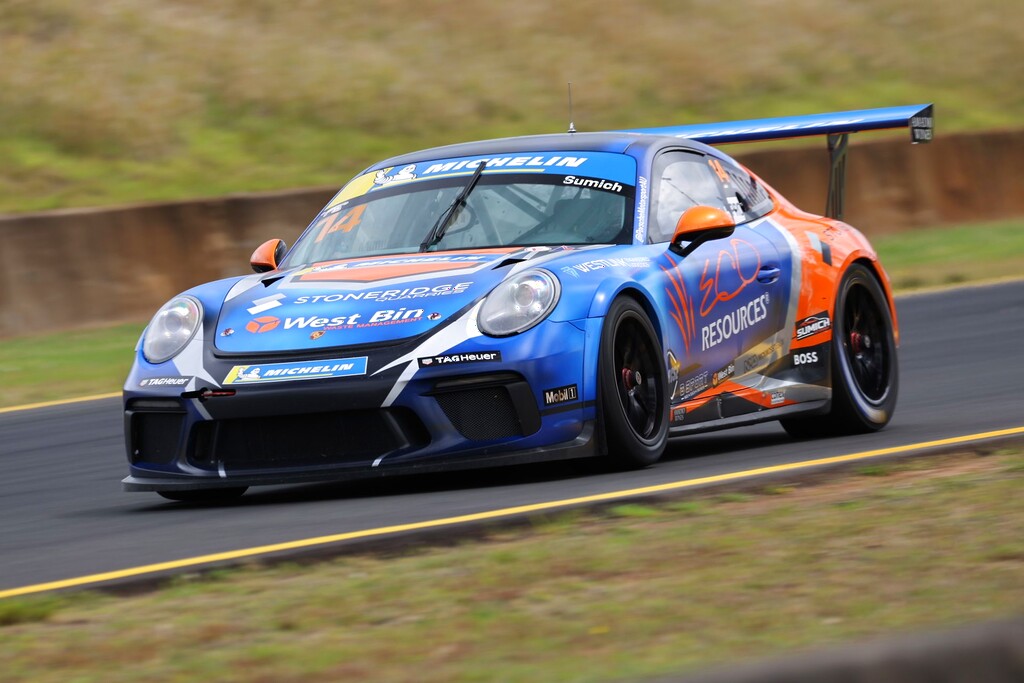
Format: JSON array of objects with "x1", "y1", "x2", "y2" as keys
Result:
[{"x1": 567, "y1": 82, "x2": 576, "y2": 134}]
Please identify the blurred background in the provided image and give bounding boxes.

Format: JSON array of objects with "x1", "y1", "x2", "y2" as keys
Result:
[{"x1": 2, "y1": 0, "x2": 1021, "y2": 213}]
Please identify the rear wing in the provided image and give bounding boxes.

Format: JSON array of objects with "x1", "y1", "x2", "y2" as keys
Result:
[{"x1": 619, "y1": 104, "x2": 934, "y2": 220}]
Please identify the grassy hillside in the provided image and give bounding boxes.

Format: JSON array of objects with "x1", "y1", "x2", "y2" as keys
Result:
[{"x1": 1, "y1": 0, "x2": 1022, "y2": 213}]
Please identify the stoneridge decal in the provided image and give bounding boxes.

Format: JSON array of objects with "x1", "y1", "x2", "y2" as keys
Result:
[
  {"x1": 293, "y1": 282, "x2": 472, "y2": 304},
  {"x1": 224, "y1": 357, "x2": 368, "y2": 385}
]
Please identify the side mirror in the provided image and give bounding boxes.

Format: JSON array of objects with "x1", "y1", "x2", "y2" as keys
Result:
[
  {"x1": 669, "y1": 206, "x2": 736, "y2": 257},
  {"x1": 672, "y1": 205, "x2": 736, "y2": 242},
  {"x1": 250, "y1": 239, "x2": 287, "y2": 273}
]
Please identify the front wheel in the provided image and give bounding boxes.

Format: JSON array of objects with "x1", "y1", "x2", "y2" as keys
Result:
[
  {"x1": 782, "y1": 263, "x2": 898, "y2": 438},
  {"x1": 598, "y1": 297, "x2": 668, "y2": 468}
]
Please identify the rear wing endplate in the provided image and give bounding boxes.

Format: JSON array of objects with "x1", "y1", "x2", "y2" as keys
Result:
[{"x1": 620, "y1": 104, "x2": 933, "y2": 220}]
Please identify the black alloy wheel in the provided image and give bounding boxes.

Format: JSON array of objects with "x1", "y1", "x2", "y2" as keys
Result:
[
  {"x1": 599, "y1": 297, "x2": 668, "y2": 467},
  {"x1": 782, "y1": 263, "x2": 898, "y2": 438}
]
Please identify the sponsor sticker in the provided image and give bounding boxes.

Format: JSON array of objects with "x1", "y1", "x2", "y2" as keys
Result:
[
  {"x1": 562, "y1": 175, "x2": 625, "y2": 193},
  {"x1": 246, "y1": 293, "x2": 286, "y2": 315},
  {"x1": 795, "y1": 312, "x2": 832, "y2": 340},
  {"x1": 296, "y1": 254, "x2": 500, "y2": 283},
  {"x1": 139, "y1": 376, "x2": 192, "y2": 387},
  {"x1": 770, "y1": 390, "x2": 786, "y2": 406},
  {"x1": 292, "y1": 282, "x2": 472, "y2": 305},
  {"x1": 543, "y1": 384, "x2": 579, "y2": 406},
  {"x1": 634, "y1": 175, "x2": 649, "y2": 243},
  {"x1": 246, "y1": 316, "x2": 281, "y2": 334},
  {"x1": 711, "y1": 363, "x2": 735, "y2": 387},
  {"x1": 793, "y1": 351, "x2": 819, "y2": 366},
  {"x1": 743, "y1": 342, "x2": 782, "y2": 373},
  {"x1": 224, "y1": 357, "x2": 368, "y2": 385},
  {"x1": 276, "y1": 308, "x2": 427, "y2": 332},
  {"x1": 561, "y1": 257, "x2": 651, "y2": 279},
  {"x1": 417, "y1": 351, "x2": 501, "y2": 368},
  {"x1": 679, "y1": 371, "x2": 710, "y2": 401},
  {"x1": 701, "y1": 293, "x2": 771, "y2": 351}
]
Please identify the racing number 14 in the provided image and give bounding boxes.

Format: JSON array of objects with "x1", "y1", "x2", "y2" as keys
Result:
[{"x1": 315, "y1": 205, "x2": 367, "y2": 243}]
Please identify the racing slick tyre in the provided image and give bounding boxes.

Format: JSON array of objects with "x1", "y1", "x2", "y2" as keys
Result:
[
  {"x1": 782, "y1": 263, "x2": 898, "y2": 438},
  {"x1": 598, "y1": 297, "x2": 669, "y2": 468},
  {"x1": 157, "y1": 487, "x2": 248, "y2": 503}
]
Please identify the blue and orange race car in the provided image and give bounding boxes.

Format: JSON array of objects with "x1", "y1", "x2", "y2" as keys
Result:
[{"x1": 123, "y1": 104, "x2": 933, "y2": 501}]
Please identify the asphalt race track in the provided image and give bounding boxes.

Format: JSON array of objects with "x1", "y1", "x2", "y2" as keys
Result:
[{"x1": 2, "y1": 280, "x2": 1023, "y2": 595}]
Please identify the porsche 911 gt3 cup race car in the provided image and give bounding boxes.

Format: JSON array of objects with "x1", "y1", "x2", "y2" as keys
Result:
[{"x1": 123, "y1": 104, "x2": 933, "y2": 501}]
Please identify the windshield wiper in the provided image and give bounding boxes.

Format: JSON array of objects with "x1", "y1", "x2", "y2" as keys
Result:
[{"x1": 419, "y1": 161, "x2": 487, "y2": 252}]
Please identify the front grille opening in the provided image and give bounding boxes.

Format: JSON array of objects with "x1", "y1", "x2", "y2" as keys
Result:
[
  {"x1": 130, "y1": 412, "x2": 185, "y2": 465},
  {"x1": 189, "y1": 408, "x2": 429, "y2": 471},
  {"x1": 435, "y1": 385, "x2": 523, "y2": 440}
]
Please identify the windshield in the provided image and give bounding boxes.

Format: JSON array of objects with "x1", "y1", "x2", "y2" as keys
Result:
[{"x1": 282, "y1": 151, "x2": 637, "y2": 268}]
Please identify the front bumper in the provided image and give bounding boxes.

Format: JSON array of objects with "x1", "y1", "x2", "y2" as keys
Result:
[{"x1": 123, "y1": 319, "x2": 596, "y2": 491}]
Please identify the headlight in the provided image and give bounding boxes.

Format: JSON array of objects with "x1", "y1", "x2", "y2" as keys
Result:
[
  {"x1": 478, "y1": 270, "x2": 560, "y2": 336},
  {"x1": 142, "y1": 296, "x2": 202, "y2": 363}
]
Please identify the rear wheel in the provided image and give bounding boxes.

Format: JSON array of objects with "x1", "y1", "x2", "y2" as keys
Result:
[
  {"x1": 598, "y1": 297, "x2": 668, "y2": 467},
  {"x1": 782, "y1": 263, "x2": 898, "y2": 438},
  {"x1": 157, "y1": 487, "x2": 248, "y2": 503}
]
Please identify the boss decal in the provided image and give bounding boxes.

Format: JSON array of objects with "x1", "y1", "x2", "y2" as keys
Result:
[
  {"x1": 224, "y1": 357, "x2": 368, "y2": 385},
  {"x1": 795, "y1": 312, "x2": 832, "y2": 340},
  {"x1": 793, "y1": 350, "x2": 820, "y2": 366},
  {"x1": 418, "y1": 351, "x2": 501, "y2": 367},
  {"x1": 543, "y1": 384, "x2": 578, "y2": 406}
]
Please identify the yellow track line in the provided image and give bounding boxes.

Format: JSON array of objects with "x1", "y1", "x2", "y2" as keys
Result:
[
  {"x1": 3, "y1": 424, "x2": 1022, "y2": 601},
  {"x1": 0, "y1": 392, "x2": 121, "y2": 415}
]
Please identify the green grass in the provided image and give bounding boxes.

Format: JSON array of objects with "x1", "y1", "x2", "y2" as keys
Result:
[
  {"x1": 1, "y1": 0, "x2": 1022, "y2": 214},
  {"x1": 0, "y1": 323, "x2": 140, "y2": 408},
  {"x1": 0, "y1": 218, "x2": 1020, "y2": 410},
  {"x1": 2, "y1": 450, "x2": 1021, "y2": 682},
  {"x1": 873, "y1": 218, "x2": 1024, "y2": 291}
]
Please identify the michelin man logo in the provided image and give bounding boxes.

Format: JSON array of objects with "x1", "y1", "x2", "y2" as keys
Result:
[
  {"x1": 238, "y1": 366, "x2": 261, "y2": 382},
  {"x1": 374, "y1": 164, "x2": 417, "y2": 186}
]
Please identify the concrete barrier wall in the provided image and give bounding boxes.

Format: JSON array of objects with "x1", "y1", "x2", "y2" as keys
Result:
[{"x1": 1, "y1": 130, "x2": 1021, "y2": 338}]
